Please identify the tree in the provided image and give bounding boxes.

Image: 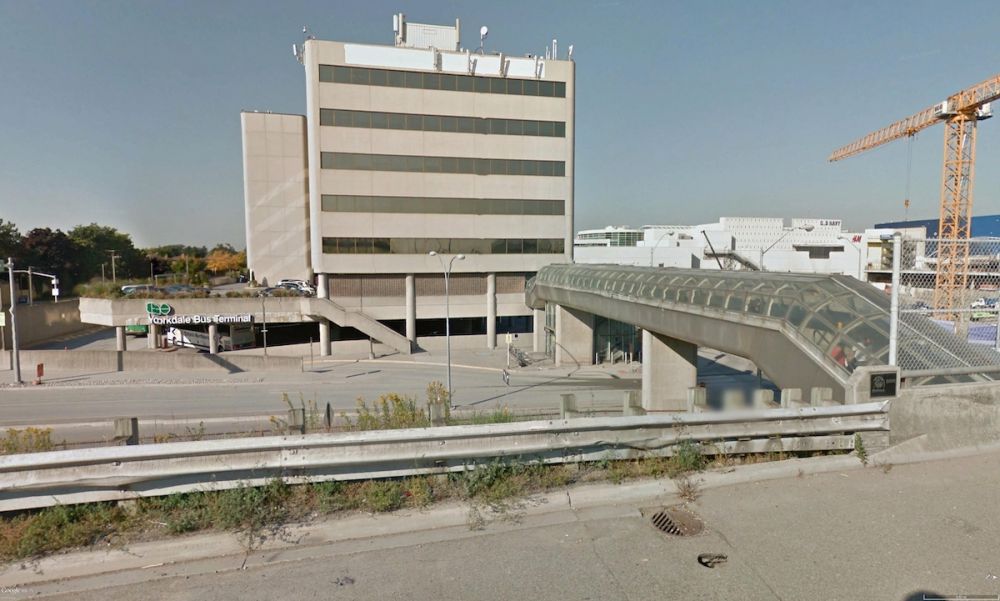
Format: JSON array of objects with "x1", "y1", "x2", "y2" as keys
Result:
[
  {"x1": 0, "y1": 219, "x2": 21, "y2": 260},
  {"x1": 21, "y1": 228, "x2": 83, "y2": 292},
  {"x1": 211, "y1": 243, "x2": 237, "y2": 255},
  {"x1": 205, "y1": 249, "x2": 244, "y2": 274},
  {"x1": 68, "y1": 223, "x2": 143, "y2": 281}
]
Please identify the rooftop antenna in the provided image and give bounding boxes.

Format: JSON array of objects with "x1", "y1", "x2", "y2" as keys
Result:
[
  {"x1": 302, "y1": 26, "x2": 315, "y2": 41},
  {"x1": 293, "y1": 26, "x2": 314, "y2": 64},
  {"x1": 478, "y1": 25, "x2": 488, "y2": 54},
  {"x1": 552, "y1": 39, "x2": 557, "y2": 59},
  {"x1": 568, "y1": 44, "x2": 574, "y2": 60}
]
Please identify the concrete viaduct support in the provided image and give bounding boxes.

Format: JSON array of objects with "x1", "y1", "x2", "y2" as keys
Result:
[
  {"x1": 405, "y1": 274, "x2": 416, "y2": 345},
  {"x1": 554, "y1": 305, "x2": 594, "y2": 368},
  {"x1": 115, "y1": 326, "x2": 127, "y2": 352},
  {"x1": 533, "y1": 308, "x2": 545, "y2": 353},
  {"x1": 486, "y1": 273, "x2": 497, "y2": 350},
  {"x1": 641, "y1": 329, "x2": 697, "y2": 412},
  {"x1": 317, "y1": 273, "x2": 331, "y2": 356}
]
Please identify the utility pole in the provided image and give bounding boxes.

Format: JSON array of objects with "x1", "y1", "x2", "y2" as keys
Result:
[
  {"x1": 107, "y1": 250, "x2": 119, "y2": 283},
  {"x1": 6, "y1": 258, "x2": 21, "y2": 384},
  {"x1": 101, "y1": 263, "x2": 106, "y2": 284},
  {"x1": 27, "y1": 266, "x2": 33, "y2": 305}
]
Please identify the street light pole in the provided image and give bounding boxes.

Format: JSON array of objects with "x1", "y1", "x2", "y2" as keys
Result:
[
  {"x1": 429, "y1": 251, "x2": 465, "y2": 406},
  {"x1": 759, "y1": 225, "x2": 815, "y2": 272},
  {"x1": 6, "y1": 258, "x2": 20, "y2": 384},
  {"x1": 837, "y1": 235, "x2": 866, "y2": 281},
  {"x1": 648, "y1": 231, "x2": 672, "y2": 267},
  {"x1": 107, "y1": 250, "x2": 119, "y2": 283}
]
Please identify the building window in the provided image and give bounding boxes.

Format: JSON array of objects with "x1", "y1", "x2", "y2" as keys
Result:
[
  {"x1": 321, "y1": 238, "x2": 566, "y2": 255},
  {"x1": 321, "y1": 152, "x2": 565, "y2": 177},
  {"x1": 321, "y1": 195, "x2": 564, "y2": 216},
  {"x1": 317, "y1": 111, "x2": 563, "y2": 137},
  {"x1": 319, "y1": 65, "x2": 567, "y2": 98}
]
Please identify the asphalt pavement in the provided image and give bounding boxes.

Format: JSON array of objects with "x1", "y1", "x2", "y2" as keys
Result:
[{"x1": 11, "y1": 448, "x2": 1000, "y2": 600}]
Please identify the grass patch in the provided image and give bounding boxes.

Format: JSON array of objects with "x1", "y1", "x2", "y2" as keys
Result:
[{"x1": 1, "y1": 427, "x2": 56, "y2": 455}]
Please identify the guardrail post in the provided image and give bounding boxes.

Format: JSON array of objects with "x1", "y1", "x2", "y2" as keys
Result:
[
  {"x1": 114, "y1": 417, "x2": 139, "y2": 446},
  {"x1": 287, "y1": 408, "x2": 306, "y2": 434},
  {"x1": 780, "y1": 388, "x2": 806, "y2": 409},
  {"x1": 809, "y1": 387, "x2": 837, "y2": 407},
  {"x1": 722, "y1": 389, "x2": 746, "y2": 411},
  {"x1": 686, "y1": 387, "x2": 708, "y2": 412},
  {"x1": 429, "y1": 402, "x2": 448, "y2": 426},
  {"x1": 324, "y1": 402, "x2": 332, "y2": 431},
  {"x1": 560, "y1": 393, "x2": 579, "y2": 419},
  {"x1": 753, "y1": 389, "x2": 778, "y2": 409},
  {"x1": 622, "y1": 391, "x2": 645, "y2": 416}
]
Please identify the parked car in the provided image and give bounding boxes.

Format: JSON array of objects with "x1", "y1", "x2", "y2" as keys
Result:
[
  {"x1": 121, "y1": 284, "x2": 158, "y2": 296},
  {"x1": 276, "y1": 281, "x2": 315, "y2": 296}
]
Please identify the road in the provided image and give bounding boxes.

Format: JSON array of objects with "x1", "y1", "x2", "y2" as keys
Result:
[{"x1": 15, "y1": 448, "x2": 1000, "y2": 600}]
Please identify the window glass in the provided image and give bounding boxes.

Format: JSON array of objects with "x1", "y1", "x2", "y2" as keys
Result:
[
  {"x1": 554, "y1": 81, "x2": 566, "y2": 97},
  {"x1": 424, "y1": 156, "x2": 443, "y2": 173},
  {"x1": 537, "y1": 239, "x2": 553, "y2": 253},
  {"x1": 506, "y1": 79, "x2": 523, "y2": 95},
  {"x1": 490, "y1": 78, "x2": 507, "y2": 94},
  {"x1": 524, "y1": 120, "x2": 539, "y2": 136},
  {"x1": 554, "y1": 162, "x2": 566, "y2": 176},
  {"x1": 405, "y1": 72, "x2": 422, "y2": 88},
  {"x1": 319, "y1": 109, "x2": 334, "y2": 126},
  {"x1": 475, "y1": 77, "x2": 491, "y2": 93},
  {"x1": 405, "y1": 156, "x2": 424, "y2": 172},
  {"x1": 507, "y1": 239, "x2": 523, "y2": 254},
  {"x1": 353, "y1": 111, "x2": 371, "y2": 128},
  {"x1": 491, "y1": 239, "x2": 507, "y2": 254},
  {"x1": 372, "y1": 154, "x2": 392, "y2": 171},
  {"x1": 338, "y1": 238, "x2": 356, "y2": 254},
  {"x1": 523, "y1": 80, "x2": 539, "y2": 96},
  {"x1": 370, "y1": 69, "x2": 387, "y2": 86},
  {"x1": 457, "y1": 117, "x2": 475, "y2": 133},
  {"x1": 373, "y1": 238, "x2": 390, "y2": 254},
  {"x1": 523, "y1": 239, "x2": 538, "y2": 253},
  {"x1": 522, "y1": 160, "x2": 537, "y2": 176},
  {"x1": 422, "y1": 73, "x2": 440, "y2": 90},
  {"x1": 538, "y1": 81, "x2": 554, "y2": 97},
  {"x1": 475, "y1": 158, "x2": 490, "y2": 175},
  {"x1": 440, "y1": 157, "x2": 457, "y2": 173},
  {"x1": 538, "y1": 121, "x2": 555, "y2": 137},
  {"x1": 490, "y1": 119, "x2": 507, "y2": 135},
  {"x1": 334, "y1": 110, "x2": 353, "y2": 126},
  {"x1": 507, "y1": 160, "x2": 522, "y2": 176},
  {"x1": 389, "y1": 113, "x2": 406, "y2": 129},
  {"x1": 355, "y1": 238, "x2": 374, "y2": 253},
  {"x1": 746, "y1": 295, "x2": 766, "y2": 314},
  {"x1": 441, "y1": 116, "x2": 457, "y2": 132},
  {"x1": 491, "y1": 159, "x2": 507, "y2": 175},
  {"x1": 537, "y1": 161, "x2": 554, "y2": 177},
  {"x1": 351, "y1": 68, "x2": 370, "y2": 85},
  {"x1": 440, "y1": 74, "x2": 457, "y2": 91},
  {"x1": 507, "y1": 120, "x2": 523, "y2": 135},
  {"x1": 333, "y1": 66, "x2": 351, "y2": 83},
  {"x1": 387, "y1": 70, "x2": 405, "y2": 87},
  {"x1": 457, "y1": 158, "x2": 474, "y2": 173},
  {"x1": 319, "y1": 66, "x2": 334, "y2": 82},
  {"x1": 370, "y1": 112, "x2": 388, "y2": 129},
  {"x1": 553, "y1": 239, "x2": 565, "y2": 253},
  {"x1": 554, "y1": 122, "x2": 566, "y2": 137},
  {"x1": 405, "y1": 114, "x2": 423, "y2": 130},
  {"x1": 475, "y1": 118, "x2": 489, "y2": 134},
  {"x1": 390, "y1": 238, "x2": 416, "y2": 254},
  {"x1": 424, "y1": 115, "x2": 441, "y2": 131},
  {"x1": 354, "y1": 154, "x2": 372, "y2": 170},
  {"x1": 456, "y1": 76, "x2": 474, "y2": 92},
  {"x1": 388, "y1": 156, "x2": 406, "y2": 171}
]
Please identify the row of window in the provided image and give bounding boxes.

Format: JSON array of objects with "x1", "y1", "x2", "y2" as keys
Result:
[
  {"x1": 319, "y1": 109, "x2": 566, "y2": 138},
  {"x1": 321, "y1": 237, "x2": 567, "y2": 255},
  {"x1": 320, "y1": 152, "x2": 566, "y2": 177},
  {"x1": 319, "y1": 65, "x2": 567, "y2": 98},
  {"x1": 321, "y1": 195, "x2": 565, "y2": 216}
]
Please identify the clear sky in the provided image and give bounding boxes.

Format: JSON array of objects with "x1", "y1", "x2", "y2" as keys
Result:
[{"x1": 1, "y1": 0, "x2": 998, "y2": 248}]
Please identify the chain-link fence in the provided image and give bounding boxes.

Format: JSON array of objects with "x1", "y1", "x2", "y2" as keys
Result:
[{"x1": 893, "y1": 236, "x2": 1000, "y2": 375}]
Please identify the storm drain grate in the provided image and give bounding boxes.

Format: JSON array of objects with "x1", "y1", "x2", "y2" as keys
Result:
[{"x1": 649, "y1": 506, "x2": 704, "y2": 537}]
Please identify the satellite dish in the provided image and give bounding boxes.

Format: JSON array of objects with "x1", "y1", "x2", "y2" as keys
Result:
[{"x1": 480, "y1": 25, "x2": 489, "y2": 39}]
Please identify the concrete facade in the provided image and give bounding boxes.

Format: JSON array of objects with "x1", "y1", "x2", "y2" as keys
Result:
[
  {"x1": 640, "y1": 329, "x2": 697, "y2": 411},
  {"x1": 241, "y1": 16, "x2": 575, "y2": 346},
  {"x1": 554, "y1": 305, "x2": 593, "y2": 367}
]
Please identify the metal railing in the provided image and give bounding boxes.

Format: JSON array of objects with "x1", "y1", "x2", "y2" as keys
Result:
[{"x1": 0, "y1": 402, "x2": 889, "y2": 512}]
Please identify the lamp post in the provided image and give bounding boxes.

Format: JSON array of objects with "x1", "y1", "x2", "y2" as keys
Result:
[
  {"x1": 429, "y1": 251, "x2": 465, "y2": 406},
  {"x1": 837, "y1": 235, "x2": 866, "y2": 281},
  {"x1": 13, "y1": 269, "x2": 59, "y2": 303},
  {"x1": 759, "y1": 225, "x2": 815, "y2": 272},
  {"x1": 5, "y1": 258, "x2": 21, "y2": 384},
  {"x1": 647, "y1": 231, "x2": 672, "y2": 267}
]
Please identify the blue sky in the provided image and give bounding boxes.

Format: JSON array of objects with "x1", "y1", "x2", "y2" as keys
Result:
[{"x1": 1, "y1": 0, "x2": 998, "y2": 247}]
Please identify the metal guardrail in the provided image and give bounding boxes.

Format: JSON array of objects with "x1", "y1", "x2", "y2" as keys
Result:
[{"x1": 0, "y1": 402, "x2": 889, "y2": 512}]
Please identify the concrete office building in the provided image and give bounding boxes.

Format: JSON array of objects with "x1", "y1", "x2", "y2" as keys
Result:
[{"x1": 242, "y1": 14, "x2": 575, "y2": 354}]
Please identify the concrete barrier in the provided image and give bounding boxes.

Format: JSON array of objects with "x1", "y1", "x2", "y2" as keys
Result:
[
  {"x1": 0, "y1": 299, "x2": 88, "y2": 348},
  {"x1": 13, "y1": 350, "x2": 302, "y2": 373},
  {"x1": 890, "y1": 382, "x2": 1000, "y2": 451}
]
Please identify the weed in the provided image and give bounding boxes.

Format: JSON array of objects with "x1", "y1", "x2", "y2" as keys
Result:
[
  {"x1": 357, "y1": 480, "x2": 404, "y2": 513},
  {"x1": 349, "y1": 393, "x2": 429, "y2": 431},
  {"x1": 185, "y1": 421, "x2": 207, "y2": 441},
  {"x1": 880, "y1": 462, "x2": 893, "y2": 474},
  {"x1": 675, "y1": 475, "x2": 701, "y2": 502},
  {"x1": 854, "y1": 433, "x2": 869, "y2": 466},
  {"x1": 463, "y1": 406, "x2": 516, "y2": 425},
  {"x1": 1, "y1": 427, "x2": 55, "y2": 455},
  {"x1": 403, "y1": 477, "x2": 434, "y2": 508},
  {"x1": 673, "y1": 439, "x2": 707, "y2": 473}
]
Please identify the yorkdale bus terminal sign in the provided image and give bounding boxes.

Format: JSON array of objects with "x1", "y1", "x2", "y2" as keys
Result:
[{"x1": 145, "y1": 303, "x2": 253, "y2": 326}]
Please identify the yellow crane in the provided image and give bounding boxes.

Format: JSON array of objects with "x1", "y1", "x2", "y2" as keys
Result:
[{"x1": 830, "y1": 74, "x2": 1000, "y2": 311}]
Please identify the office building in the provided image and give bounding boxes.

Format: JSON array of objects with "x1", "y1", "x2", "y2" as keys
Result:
[{"x1": 242, "y1": 14, "x2": 575, "y2": 353}]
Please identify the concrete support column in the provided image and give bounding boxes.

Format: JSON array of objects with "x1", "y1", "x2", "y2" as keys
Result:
[
  {"x1": 115, "y1": 326, "x2": 127, "y2": 352},
  {"x1": 533, "y1": 308, "x2": 545, "y2": 353},
  {"x1": 641, "y1": 329, "x2": 697, "y2": 412},
  {"x1": 317, "y1": 273, "x2": 331, "y2": 357},
  {"x1": 208, "y1": 323, "x2": 219, "y2": 355},
  {"x1": 405, "y1": 274, "x2": 416, "y2": 343},
  {"x1": 554, "y1": 305, "x2": 594, "y2": 367},
  {"x1": 486, "y1": 273, "x2": 497, "y2": 349},
  {"x1": 147, "y1": 324, "x2": 159, "y2": 349}
]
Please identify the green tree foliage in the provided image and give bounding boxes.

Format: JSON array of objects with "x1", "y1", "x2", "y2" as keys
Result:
[
  {"x1": 21, "y1": 228, "x2": 83, "y2": 292},
  {"x1": 145, "y1": 244, "x2": 207, "y2": 259},
  {"x1": 68, "y1": 223, "x2": 143, "y2": 281},
  {"x1": 0, "y1": 219, "x2": 21, "y2": 260}
]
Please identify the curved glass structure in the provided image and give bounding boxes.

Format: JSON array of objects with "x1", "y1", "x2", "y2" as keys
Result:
[{"x1": 529, "y1": 264, "x2": 1000, "y2": 377}]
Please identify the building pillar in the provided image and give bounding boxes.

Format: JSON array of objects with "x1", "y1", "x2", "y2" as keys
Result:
[
  {"x1": 115, "y1": 326, "x2": 127, "y2": 352},
  {"x1": 405, "y1": 274, "x2": 416, "y2": 343},
  {"x1": 147, "y1": 324, "x2": 159, "y2": 349},
  {"x1": 486, "y1": 273, "x2": 497, "y2": 349},
  {"x1": 641, "y1": 329, "x2": 697, "y2": 412},
  {"x1": 317, "y1": 273, "x2": 331, "y2": 356},
  {"x1": 208, "y1": 323, "x2": 219, "y2": 355},
  {"x1": 533, "y1": 308, "x2": 545, "y2": 353},
  {"x1": 554, "y1": 305, "x2": 594, "y2": 367}
]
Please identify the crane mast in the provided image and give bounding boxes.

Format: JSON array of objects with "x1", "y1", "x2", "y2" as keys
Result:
[{"x1": 830, "y1": 74, "x2": 1000, "y2": 313}]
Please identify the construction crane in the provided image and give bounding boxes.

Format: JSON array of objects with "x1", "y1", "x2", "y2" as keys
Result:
[{"x1": 830, "y1": 73, "x2": 1000, "y2": 312}]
